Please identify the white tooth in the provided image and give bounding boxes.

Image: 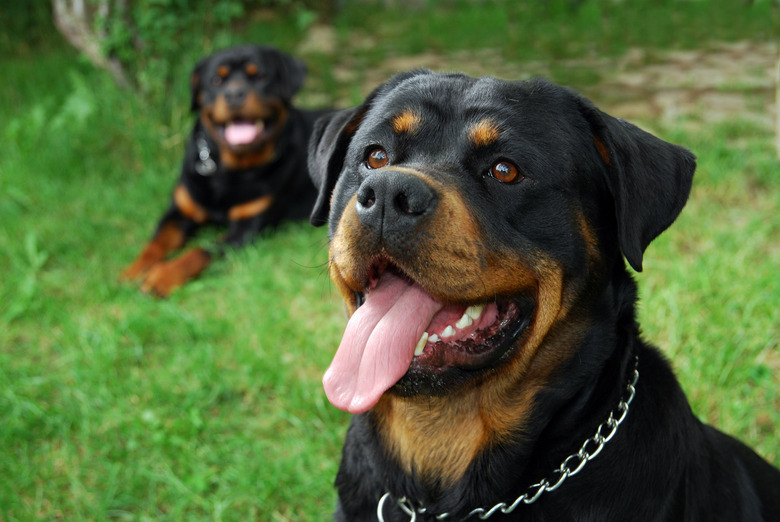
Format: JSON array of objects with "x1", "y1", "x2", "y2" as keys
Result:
[
  {"x1": 415, "y1": 332, "x2": 428, "y2": 356},
  {"x1": 455, "y1": 312, "x2": 473, "y2": 329},
  {"x1": 428, "y1": 334, "x2": 440, "y2": 343},
  {"x1": 466, "y1": 304, "x2": 485, "y2": 320},
  {"x1": 441, "y1": 325, "x2": 456, "y2": 338}
]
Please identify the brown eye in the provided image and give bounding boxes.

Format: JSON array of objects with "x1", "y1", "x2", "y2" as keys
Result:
[
  {"x1": 366, "y1": 147, "x2": 389, "y2": 169},
  {"x1": 245, "y1": 63, "x2": 258, "y2": 76},
  {"x1": 489, "y1": 160, "x2": 522, "y2": 183}
]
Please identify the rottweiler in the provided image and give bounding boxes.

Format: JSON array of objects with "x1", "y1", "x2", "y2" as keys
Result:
[
  {"x1": 122, "y1": 44, "x2": 329, "y2": 297},
  {"x1": 307, "y1": 70, "x2": 780, "y2": 521}
]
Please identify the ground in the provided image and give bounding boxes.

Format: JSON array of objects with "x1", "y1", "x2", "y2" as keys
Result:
[{"x1": 299, "y1": 30, "x2": 777, "y2": 138}]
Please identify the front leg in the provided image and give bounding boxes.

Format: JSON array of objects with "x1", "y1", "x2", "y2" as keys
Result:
[
  {"x1": 138, "y1": 194, "x2": 275, "y2": 297},
  {"x1": 141, "y1": 247, "x2": 212, "y2": 298},
  {"x1": 125, "y1": 183, "x2": 211, "y2": 297},
  {"x1": 121, "y1": 206, "x2": 198, "y2": 281},
  {"x1": 139, "y1": 212, "x2": 261, "y2": 298}
]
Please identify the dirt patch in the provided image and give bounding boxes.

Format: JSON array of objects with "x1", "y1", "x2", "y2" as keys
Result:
[
  {"x1": 584, "y1": 41, "x2": 777, "y2": 128},
  {"x1": 300, "y1": 29, "x2": 777, "y2": 131}
]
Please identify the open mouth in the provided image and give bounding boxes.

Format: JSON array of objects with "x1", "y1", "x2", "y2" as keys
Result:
[
  {"x1": 323, "y1": 262, "x2": 529, "y2": 414},
  {"x1": 218, "y1": 118, "x2": 269, "y2": 148},
  {"x1": 409, "y1": 299, "x2": 524, "y2": 367}
]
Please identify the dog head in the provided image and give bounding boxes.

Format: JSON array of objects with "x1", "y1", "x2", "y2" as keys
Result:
[
  {"x1": 309, "y1": 71, "x2": 695, "y2": 479},
  {"x1": 190, "y1": 44, "x2": 306, "y2": 169}
]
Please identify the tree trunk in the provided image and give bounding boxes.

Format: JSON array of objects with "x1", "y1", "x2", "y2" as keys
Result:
[
  {"x1": 52, "y1": 0, "x2": 132, "y2": 89},
  {"x1": 776, "y1": 55, "x2": 780, "y2": 162}
]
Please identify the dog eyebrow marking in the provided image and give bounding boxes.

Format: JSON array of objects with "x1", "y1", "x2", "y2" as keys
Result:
[
  {"x1": 217, "y1": 65, "x2": 230, "y2": 78},
  {"x1": 469, "y1": 118, "x2": 500, "y2": 147},
  {"x1": 392, "y1": 109, "x2": 421, "y2": 134}
]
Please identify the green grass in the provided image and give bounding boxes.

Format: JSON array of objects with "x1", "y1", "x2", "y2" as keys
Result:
[
  {"x1": 637, "y1": 118, "x2": 779, "y2": 460},
  {"x1": 331, "y1": 0, "x2": 778, "y2": 61},
  {"x1": 1, "y1": 2, "x2": 778, "y2": 520},
  {"x1": 0, "y1": 47, "x2": 348, "y2": 520}
]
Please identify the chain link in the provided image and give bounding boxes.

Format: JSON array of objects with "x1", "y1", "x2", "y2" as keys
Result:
[{"x1": 377, "y1": 355, "x2": 639, "y2": 521}]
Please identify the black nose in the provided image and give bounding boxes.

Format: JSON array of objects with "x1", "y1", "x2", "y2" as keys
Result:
[
  {"x1": 223, "y1": 82, "x2": 248, "y2": 108},
  {"x1": 356, "y1": 171, "x2": 437, "y2": 235}
]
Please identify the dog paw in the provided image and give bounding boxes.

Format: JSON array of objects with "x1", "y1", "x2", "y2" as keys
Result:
[
  {"x1": 140, "y1": 262, "x2": 185, "y2": 298},
  {"x1": 120, "y1": 260, "x2": 152, "y2": 282},
  {"x1": 140, "y1": 248, "x2": 211, "y2": 298},
  {"x1": 120, "y1": 246, "x2": 168, "y2": 282}
]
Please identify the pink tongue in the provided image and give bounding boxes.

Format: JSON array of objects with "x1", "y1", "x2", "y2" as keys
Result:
[
  {"x1": 224, "y1": 122, "x2": 260, "y2": 145},
  {"x1": 323, "y1": 272, "x2": 443, "y2": 414}
]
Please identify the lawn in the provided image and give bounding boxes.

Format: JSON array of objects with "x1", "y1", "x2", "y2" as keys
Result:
[{"x1": 1, "y1": 1, "x2": 777, "y2": 520}]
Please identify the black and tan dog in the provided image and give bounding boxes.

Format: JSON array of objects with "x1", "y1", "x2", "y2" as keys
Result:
[
  {"x1": 308, "y1": 70, "x2": 780, "y2": 521},
  {"x1": 122, "y1": 44, "x2": 328, "y2": 297}
]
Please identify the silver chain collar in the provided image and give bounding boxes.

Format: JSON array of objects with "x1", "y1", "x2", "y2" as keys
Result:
[{"x1": 377, "y1": 355, "x2": 639, "y2": 521}]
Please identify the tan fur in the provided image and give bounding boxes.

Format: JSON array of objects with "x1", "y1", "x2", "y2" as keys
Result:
[
  {"x1": 392, "y1": 109, "x2": 421, "y2": 135},
  {"x1": 219, "y1": 145, "x2": 276, "y2": 169},
  {"x1": 469, "y1": 119, "x2": 500, "y2": 147},
  {"x1": 228, "y1": 195, "x2": 274, "y2": 221},
  {"x1": 577, "y1": 211, "x2": 602, "y2": 271},
  {"x1": 593, "y1": 136, "x2": 611, "y2": 165},
  {"x1": 329, "y1": 194, "x2": 365, "y2": 312},
  {"x1": 120, "y1": 223, "x2": 185, "y2": 280},
  {"x1": 141, "y1": 247, "x2": 211, "y2": 297},
  {"x1": 174, "y1": 184, "x2": 209, "y2": 223}
]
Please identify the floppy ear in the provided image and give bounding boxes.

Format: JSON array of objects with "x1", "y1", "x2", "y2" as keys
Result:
[
  {"x1": 579, "y1": 98, "x2": 696, "y2": 272},
  {"x1": 190, "y1": 56, "x2": 208, "y2": 112},
  {"x1": 308, "y1": 107, "x2": 367, "y2": 226},
  {"x1": 308, "y1": 69, "x2": 435, "y2": 227},
  {"x1": 263, "y1": 46, "x2": 307, "y2": 100}
]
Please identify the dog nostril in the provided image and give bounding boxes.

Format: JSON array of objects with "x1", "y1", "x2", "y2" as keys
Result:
[
  {"x1": 395, "y1": 191, "x2": 430, "y2": 216},
  {"x1": 395, "y1": 193, "x2": 411, "y2": 214},
  {"x1": 358, "y1": 188, "x2": 376, "y2": 209}
]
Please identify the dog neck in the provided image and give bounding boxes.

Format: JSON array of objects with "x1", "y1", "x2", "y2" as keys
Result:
[
  {"x1": 375, "y1": 354, "x2": 640, "y2": 520},
  {"x1": 371, "y1": 383, "x2": 540, "y2": 490}
]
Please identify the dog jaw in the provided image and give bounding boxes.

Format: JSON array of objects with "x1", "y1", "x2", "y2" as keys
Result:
[{"x1": 369, "y1": 262, "x2": 575, "y2": 488}]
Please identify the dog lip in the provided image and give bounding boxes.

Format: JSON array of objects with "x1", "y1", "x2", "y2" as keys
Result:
[
  {"x1": 352, "y1": 258, "x2": 407, "y2": 304},
  {"x1": 368, "y1": 259, "x2": 409, "y2": 290}
]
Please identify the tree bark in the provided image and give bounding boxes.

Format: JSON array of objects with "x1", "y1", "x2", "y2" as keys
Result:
[
  {"x1": 776, "y1": 55, "x2": 780, "y2": 162},
  {"x1": 52, "y1": 0, "x2": 132, "y2": 88}
]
